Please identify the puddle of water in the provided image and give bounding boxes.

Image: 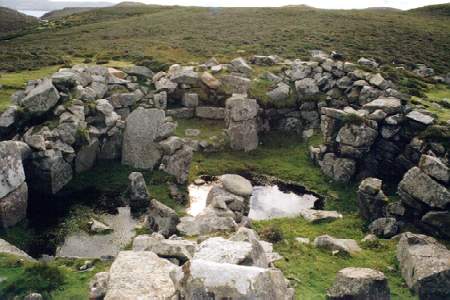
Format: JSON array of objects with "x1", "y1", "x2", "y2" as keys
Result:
[
  {"x1": 186, "y1": 183, "x2": 218, "y2": 216},
  {"x1": 56, "y1": 207, "x2": 138, "y2": 258},
  {"x1": 248, "y1": 185, "x2": 318, "y2": 220},
  {"x1": 186, "y1": 183, "x2": 318, "y2": 221}
]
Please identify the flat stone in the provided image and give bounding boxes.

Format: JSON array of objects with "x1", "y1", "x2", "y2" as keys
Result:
[
  {"x1": 327, "y1": 267, "x2": 390, "y2": 300},
  {"x1": 104, "y1": 251, "x2": 181, "y2": 300},
  {"x1": 406, "y1": 110, "x2": 434, "y2": 125},
  {"x1": 220, "y1": 174, "x2": 253, "y2": 196},
  {"x1": 314, "y1": 235, "x2": 362, "y2": 256}
]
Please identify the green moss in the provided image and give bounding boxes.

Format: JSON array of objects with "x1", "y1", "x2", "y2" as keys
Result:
[{"x1": 253, "y1": 216, "x2": 416, "y2": 299}]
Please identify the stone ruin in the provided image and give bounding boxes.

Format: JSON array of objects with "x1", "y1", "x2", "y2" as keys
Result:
[{"x1": 0, "y1": 51, "x2": 448, "y2": 299}]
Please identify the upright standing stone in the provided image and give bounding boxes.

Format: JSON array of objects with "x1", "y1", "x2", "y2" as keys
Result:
[
  {"x1": 225, "y1": 95, "x2": 259, "y2": 152},
  {"x1": 122, "y1": 108, "x2": 165, "y2": 169},
  {"x1": 0, "y1": 141, "x2": 30, "y2": 228}
]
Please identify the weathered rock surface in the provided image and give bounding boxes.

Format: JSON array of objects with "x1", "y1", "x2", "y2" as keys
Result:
[
  {"x1": 398, "y1": 167, "x2": 450, "y2": 210},
  {"x1": 128, "y1": 172, "x2": 150, "y2": 212},
  {"x1": 357, "y1": 178, "x2": 388, "y2": 222},
  {"x1": 193, "y1": 236, "x2": 268, "y2": 267},
  {"x1": 327, "y1": 267, "x2": 390, "y2": 300},
  {"x1": 319, "y1": 153, "x2": 356, "y2": 183},
  {"x1": 299, "y1": 209, "x2": 343, "y2": 223},
  {"x1": 368, "y1": 217, "x2": 399, "y2": 238},
  {"x1": 314, "y1": 235, "x2": 362, "y2": 256},
  {"x1": 122, "y1": 108, "x2": 165, "y2": 169},
  {"x1": 182, "y1": 259, "x2": 294, "y2": 300},
  {"x1": 0, "y1": 182, "x2": 28, "y2": 228},
  {"x1": 418, "y1": 155, "x2": 449, "y2": 183},
  {"x1": 397, "y1": 232, "x2": 450, "y2": 299},
  {"x1": 20, "y1": 79, "x2": 60, "y2": 115},
  {"x1": 0, "y1": 238, "x2": 34, "y2": 260},
  {"x1": 160, "y1": 145, "x2": 193, "y2": 184},
  {"x1": 132, "y1": 233, "x2": 196, "y2": 263},
  {"x1": 147, "y1": 199, "x2": 180, "y2": 238},
  {"x1": 225, "y1": 95, "x2": 259, "y2": 152},
  {"x1": 104, "y1": 251, "x2": 181, "y2": 300},
  {"x1": 220, "y1": 174, "x2": 253, "y2": 196}
]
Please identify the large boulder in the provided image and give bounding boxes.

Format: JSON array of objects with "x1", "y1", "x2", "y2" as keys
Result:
[
  {"x1": 397, "y1": 232, "x2": 450, "y2": 299},
  {"x1": 20, "y1": 79, "x2": 60, "y2": 115},
  {"x1": 398, "y1": 167, "x2": 450, "y2": 210},
  {"x1": 122, "y1": 108, "x2": 165, "y2": 169},
  {"x1": 132, "y1": 233, "x2": 196, "y2": 263},
  {"x1": 225, "y1": 95, "x2": 259, "y2": 152},
  {"x1": 357, "y1": 178, "x2": 388, "y2": 222},
  {"x1": 326, "y1": 267, "x2": 390, "y2": 300},
  {"x1": 0, "y1": 182, "x2": 28, "y2": 228},
  {"x1": 193, "y1": 236, "x2": 268, "y2": 267},
  {"x1": 147, "y1": 199, "x2": 180, "y2": 238},
  {"x1": 0, "y1": 141, "x2": 28, "y2": 199},
  {"x1": 104, "y1": 251, "x2": 182, "y2": 300},
  {"x1": 182, "y1": 259, "x2": 294, "y2": 299}
]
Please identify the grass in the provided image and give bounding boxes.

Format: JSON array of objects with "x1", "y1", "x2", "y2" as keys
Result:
[
  {"x1": 0, "y1": 6, "x2": 449, "y2": 73},
  {"x1": 174, "y1": 118, "x2": 226, "y2": 140},
  {"x1": 410, "y1": 84, "x2": 450, "y2": 122},
  {"x1": 186, "y1": 124, "x2": 414, "y2": 298},
  {"x1": 253, "y1": 216, "x2": 416, "y2": 299},
  {"x1": 0, "y1": 254, "x2": 110, "y2": 300},
  {"x1": 0, "y1": 65, "x2": 60, "y2": 112}
]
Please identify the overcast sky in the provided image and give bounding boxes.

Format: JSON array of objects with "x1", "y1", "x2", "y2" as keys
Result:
[{"x1": 52, "y1": 0, "x2": 449, "y2": 10}]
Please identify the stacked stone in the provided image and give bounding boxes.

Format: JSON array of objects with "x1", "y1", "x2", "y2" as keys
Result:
[
  {"x1": 396, "y1": 154, "x2": 449, "y2": 239},
  {"x1": 225, "y1": 94, "x2": 259, "y2": 152}
]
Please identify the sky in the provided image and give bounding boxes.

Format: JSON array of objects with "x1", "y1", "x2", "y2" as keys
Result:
[{"x1": 52, "y1": 0, "x2": 450, "y2": 10}]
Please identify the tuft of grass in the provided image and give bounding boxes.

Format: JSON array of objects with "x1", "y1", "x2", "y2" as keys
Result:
[{"x1": 0, "y1": 254, "x2": 111, "y2": 300}]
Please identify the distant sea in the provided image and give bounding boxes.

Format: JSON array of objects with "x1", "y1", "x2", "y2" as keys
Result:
[{"x1": 18, "y1": 10, "x2": 49, "y2": 18}]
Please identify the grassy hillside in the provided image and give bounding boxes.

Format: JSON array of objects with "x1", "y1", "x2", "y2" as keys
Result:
[
  {"x1": 0, "y1": 5, "x2": 449, "y2": 73},
  {"x1": 409, "y1": 3, "x2": 450, "y2": 16},
  {"x1": 0, "y1": 7, "x2": 38, "y2": 38}
]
